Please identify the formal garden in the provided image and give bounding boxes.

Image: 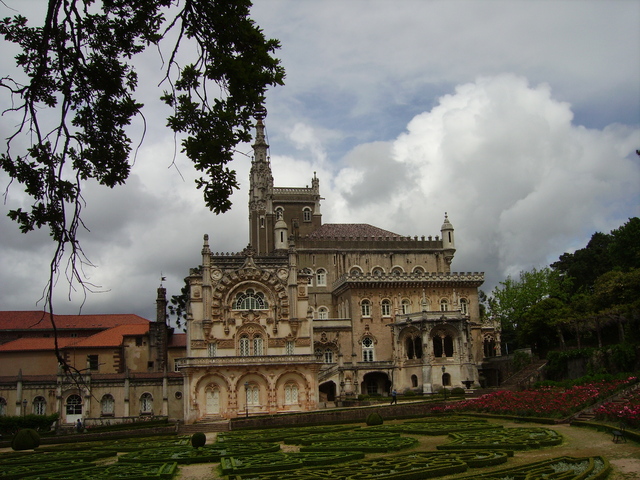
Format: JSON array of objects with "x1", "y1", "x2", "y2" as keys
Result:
[{"x1": 1, "y1": 374, "x2": 639, "y2": 480}]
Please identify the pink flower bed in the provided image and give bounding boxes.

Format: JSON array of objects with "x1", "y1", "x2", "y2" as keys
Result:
[
  {"x1": 594, "y1": 388, "x2": 640, "y2": 428},
  {"x1": 440, "y1": 377, "x2": 637, "y2": 419}
]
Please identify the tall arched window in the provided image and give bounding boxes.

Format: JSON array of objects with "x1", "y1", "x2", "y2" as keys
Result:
[
  {"x1": 140, "y1": 393, "x2": 153, "y2": 414},
  {"x1": 245, "y1": 384, "x2": 259, "y2": 406},
  {"x1": 33, "y1": 396, "x2": 46, "y2": 415},
  {"x1": 101, "y1": 394, "x2": 115, "y2": 416},
  {"x1": 460, "y1": 298, "x2": 468, "y2": 315},
  {"x1": 362, "y1": 337, "x2": 374, "y2": 362},
  {"x1": 442, "y1": 373, "x2": 451, "y2": 386},
  {"x1": 303, "y1": 207, "x2": 312, "y2": 222},
  {"x1": 381, "y1": 299, "x2": 391, "y2": 317},
  {"x1": 361, "y1": 299, "x2": 371, "y2": 317},
  {"x1": 315, "y1": 269, "x2": 327, "y2": 286},
  {"x1": 401, "y1": 299, "x2": 411, "y2": 314},
  {"x1": 411, "y1": 375, "x2": 419, "y2": 387},
  {"x1": 284, "y1": 383, "x2": 299, "y2": 404},
  {"x1": 433, "y1": 336, "x2": 443, "y2": 357},
  {"x1": 440, "y1": 299, "x2": 448, "y2": 311},
  {"x1": 414, "y1": 337, "x2": 423, "y2": 358},
  {"x1": 406, "y1": 337, "x2": 415, "y2": 359},
  {"x1": 234, "y1": 289, "x2": 268, "y2": 310},
  {"x1": 444, "y1": 335, "x2": 454, "y2": 357},
  {"x1": 253, "y1": 335, "x2": 264, "y2": 356},
  {"x1": 239, "y1": 335, "x2": 250, "y2": 356},
  {"x1": 317, "y1": 306, "x2": 328, "y2": 319}
]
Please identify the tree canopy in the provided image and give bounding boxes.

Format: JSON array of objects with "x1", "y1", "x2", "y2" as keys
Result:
[
  {"x1": 491, "y1": 217, "x2": 640, "y2": 354},
  {"x1": 0, "y1": 0, "x2": 284, "y2": 313},
  {"x1": 0, "y1": 0, "x2": 284, "y2": 369}
]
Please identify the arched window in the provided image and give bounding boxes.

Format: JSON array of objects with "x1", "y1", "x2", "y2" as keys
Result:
[
  {"x1": 350, "y1": 267, "x2": 362, "y2": 276},
  {"x1": 303, "y1": 207, "x2": 312, "y2": 222},
  {"x1": 66, "y1": 394, "x2": 82, "y2": 416},
  {"x1": 284, "y1": 383, "x2": 299, "y2": 404},
  {"x1": 275, "y1": 207, "x2": 284, "y2": 220},
  {"x1": 401, "y1": 299, "x2": 411, "y2": 314},
  {"x1": 324, "y1": 348, "x2": 334, "y2": 363},
  {"x1": 140, "y1": 393, "x2": 153, "y2": 414},
  {"x1": 442, "y1": 373, "x2": 451, "y2": 387},
  {"x1": 411, "y1": 375, "x2": 419, "y2": 388},
  {"x1": 391, "y1": 267, "x2": 403, "y2": 275},
  {"x1": 381, "y1": 299, "x2": 391, "y2": 317},
  {"x1": 460, "y1": 298, "x2": 468, "y2": 315},
  {"x1": 433, "y1": 336, "x2": 443, "y2": 357},
  {"x1": 316, "y1": 269, "x2": 327, "y2": 286},
  {"x1": 372, "y1": 267, "x2": 384, "y2": 276},
  {"x1": 253, "y1": 335, "x2": 264, "y2": 356},
  {"x1": 245, "y1": 384, "x2": 259, "y2": 406},
  {"x1": 0, "y1": 397, "x2": 6, "y2": 416},
  {"x1": 239, "y1": 335, "x2": 250, "y2": 356},
  {"x1": 406, "y1": 337, "x2": 415, "y2": 359},
  {"x1": 440, "y1": 299, "x2": 448, "y2": 311},
  {"x1": 484, "y1": 337, "x2": 496, "y2": 358},
  {"x1": 33, "y1": 396, "x2": 46, "y2": 415},
  {"x1": 362, "y1": 337, "x2": 374, "y2": 362},
  {"x1": 101, "y1": 394, "x2": 115, "y2": 416},
  {"x1": 317, "y1": 306, "x2": 328, "y2": 319},
  {"x1": 207, "y1": 343, "x2": 217, "y2": 357},
  {"x1": 414, "y1": 337, "x2": 423, "y2": 358},
  {"x1": 413, "y1": 266, "x2": 425, "y2": 274},
  {"x1": 444, "y1": 335, "x2": 454, "y2": 357},
  {"x1": 234, "y1": 289, "x2": 268, "y2": 310},
  {"x1": 361, "y1": 299, "x2": 371, "y2": 317}
]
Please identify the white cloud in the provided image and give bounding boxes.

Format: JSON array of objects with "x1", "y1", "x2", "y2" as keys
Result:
[{"x1": 327, "y1": 74, "x2": 640, "y2": 290}]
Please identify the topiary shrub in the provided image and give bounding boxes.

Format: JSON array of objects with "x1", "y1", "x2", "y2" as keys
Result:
[
  {"x1": 11, "y1": 428, "x2": 40, "y2": 451},
  {"x1": 366, "y1": 412, "x2": 383, "y2": 426},
  {"x1": 191, "y1": 432, "x2": 206, "y2": 449}
]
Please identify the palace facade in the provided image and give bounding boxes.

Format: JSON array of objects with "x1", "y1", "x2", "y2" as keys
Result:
[{"x1": 177, "y1": 112, "x2": 501, "y2": 422}]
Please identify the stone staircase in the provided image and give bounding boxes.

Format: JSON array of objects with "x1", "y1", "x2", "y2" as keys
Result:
[
  {"x1": 177, "y1": 418, "x2": 230, "y2": 434},
  {"x1": 500, "y1": 359, "x2": 547, "y2": 390},
  {"x1": 568, "y1": 382, "x2": 640, "y2": 424}
]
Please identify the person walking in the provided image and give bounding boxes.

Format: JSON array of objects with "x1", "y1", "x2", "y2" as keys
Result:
[{"x1": 390, "y1": 389, "x2": 397, "y2": 405}]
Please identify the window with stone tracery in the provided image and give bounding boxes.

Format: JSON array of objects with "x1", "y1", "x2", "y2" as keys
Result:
[
  {"x1": 234, "y1": 289, "x2": 268, "y2": 310},
  {"x1": 362, "y1": 337, "x2": 374, "y2": 362},
  {"x1": 381, "y1": 299, "x2": 391, "y2": 316},
  {"x1": 284, "y1": 383, "x2": 299, "y2": 404},
  {"x1": 460, "y1": 298, "x2": 468, "y2": 314},
  {"x1": 239, "y1": 335, "x2": 250, "y2": 356},
  {"x1": 253, "y1": 335, "x2": 264, "y2": 356}
]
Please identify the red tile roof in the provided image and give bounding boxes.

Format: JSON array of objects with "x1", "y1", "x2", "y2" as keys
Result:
[
  {"x1": 71, "y1": 324, "x2": 149, "y2": 348},
  {"x1": 0, "y1": 336, "x2": 79, "y2": 352},
  {"x1": 0, "y1": 311, "x2": 150, "y2": 331},
  {"x1": 306, "y1": 223, "x2": 402, "y2": 239}
]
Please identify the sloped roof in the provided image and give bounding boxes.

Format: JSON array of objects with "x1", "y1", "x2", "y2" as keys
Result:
[
  {"x1": 0, "y1": 311, "x2": 150, "y2": 331},
  {"x1": 71, "y1": 324, "x2": 149, "y2": 348},
  {"x1": 306, "y1": 223, "x2": 403, "y2": 239},
  {"x1": 0, "y1": 336, "x2": 79, "y2": 352}
]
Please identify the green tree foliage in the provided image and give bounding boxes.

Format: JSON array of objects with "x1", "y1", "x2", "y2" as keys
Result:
[
  {"x1": 0, "y1": 0, "x2": 284, "y2": 366},
  {"x1": 11, "y1": 428, "x2": 41, "y2": 451},
  {"x1": 191, "y1": 431, "x2": 206, "y2": 449},
  {"x1": 489, "y1": 267, "x2": 562, "y2": 351}
]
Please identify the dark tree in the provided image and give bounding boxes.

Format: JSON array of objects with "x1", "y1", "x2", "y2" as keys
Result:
[{"x1": 0, "y1": 0, "x2": 284, "y2": 368}]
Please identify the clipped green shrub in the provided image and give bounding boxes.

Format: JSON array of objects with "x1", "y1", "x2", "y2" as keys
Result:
[
  {"x1": 403, "y1": 389, "x2": 416, "y2": 396},
  {"x1": 451, "y1": 387, "x2": 466, "y2": 396},
  {"x1": 365, "y1": 412, "x2": 383, "y2": 426},
  {"x1": 11, "y1": 428, "x2": 41, "y2": 451},
  {"x1": 191, "y1": 432, "x2": 206, "y2": 449}
]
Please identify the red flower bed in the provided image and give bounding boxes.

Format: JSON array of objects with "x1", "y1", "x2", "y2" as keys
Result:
[
  {"x1": 440, "y1": 377, "x2": 637, "y2": 419},
  {"x1": 594, "y1": 388, "x2": 640, "y2": 428}
]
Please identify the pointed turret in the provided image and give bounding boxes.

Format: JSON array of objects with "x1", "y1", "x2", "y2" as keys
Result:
[
  {"x1": 441, "y1": 212, "x2": 456, "y2": 267},
  {"x1": 249, "y1": 108, "x2": 274, "y2": 254}
]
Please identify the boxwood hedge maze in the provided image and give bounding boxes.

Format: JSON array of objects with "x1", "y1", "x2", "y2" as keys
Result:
[{"x1": 0, "y1": 416, "x2": 615, "y2": 479}]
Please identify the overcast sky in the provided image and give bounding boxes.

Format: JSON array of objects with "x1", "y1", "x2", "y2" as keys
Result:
[{"x1": 1, "y1": 0, "x2": 639, "y2": 324}]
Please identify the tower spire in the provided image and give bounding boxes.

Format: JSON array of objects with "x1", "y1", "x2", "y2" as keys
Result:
[{"x1": 249, "y1": 107, "x2": 274, "y2": 254}]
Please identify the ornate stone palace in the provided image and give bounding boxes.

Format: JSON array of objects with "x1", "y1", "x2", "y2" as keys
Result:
[{"x1": 177, "y1": 112, "x2": 501, "y2": 422}]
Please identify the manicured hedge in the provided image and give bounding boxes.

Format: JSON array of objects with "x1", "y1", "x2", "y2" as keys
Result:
[
  {"x1": 19, "y1": 462, "x2": 179, "y2": 480},
  {"x1": 219, "y1": 451, "x2": 365, "y2": 475},
  {"x1": 437, "y1": 427, "x2": 563, "y2": 451},
  {"x1": 118, "y1": 442, "x2": 280, "y2": 464}
]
